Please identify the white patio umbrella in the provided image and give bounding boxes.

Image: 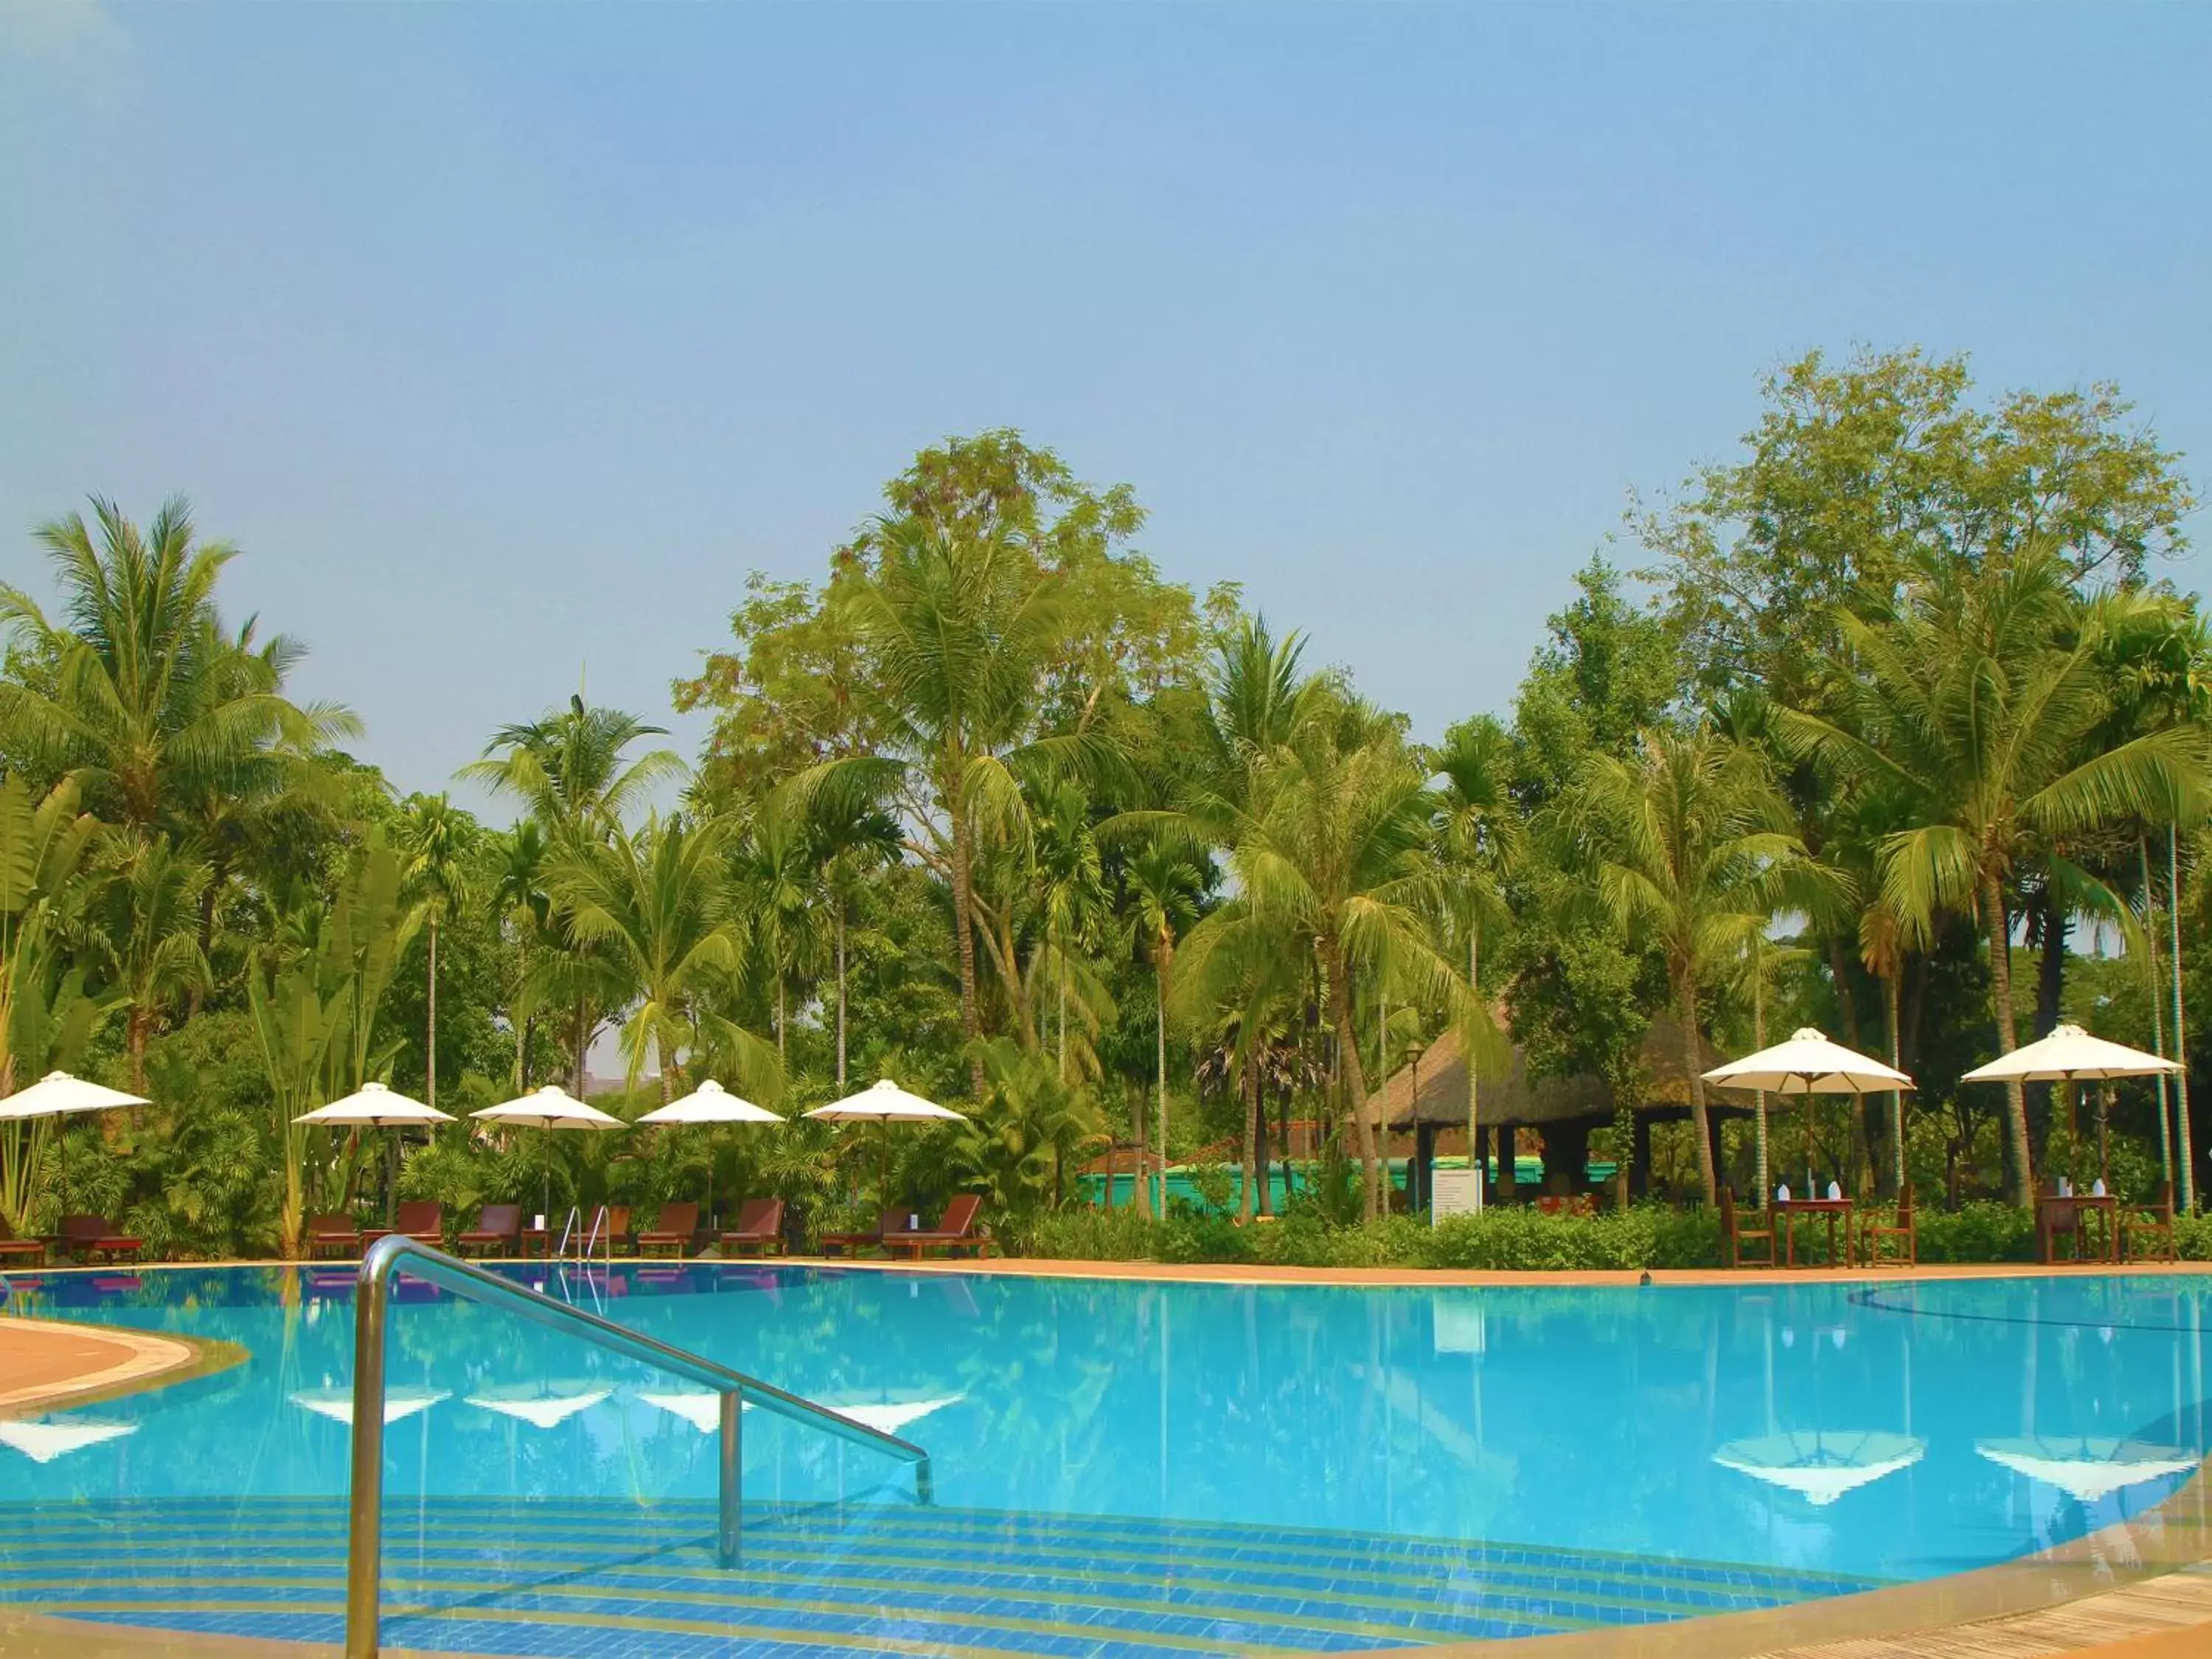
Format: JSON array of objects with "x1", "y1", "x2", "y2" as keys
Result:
[
  {"x1": 473, "y1": 1085, "x2": 628, "y2": 1223},
  {"x1": 295, "y1": 1081, "x2": 454, "y2": 1227},
  {"x1": 637, "y1": 1080, "x2": 783, "y2": 1227},
  {"x1": 1964, "y1": 1026, "x2": 2184, "y2": 1085},
  {"x1": 806, "y1": 1079, "x2": 967, "y2": 1216},
  {"x1": 0, "y1": 1071, "x2": 150, "y2": 1221},
  {"x1": 1977, "y1": 1436, "x2": 2201, "y2": 1504},
  {"x1": 1713, "y1": 1430, "x2": 1925, "y2": 1506},
  {"x1": 1705, "y1": 1030, "x2": 1914, "y2": 1200},
  {"x1": 1965, "y1": 1026, "x2": 2182, "y2": 1187}
]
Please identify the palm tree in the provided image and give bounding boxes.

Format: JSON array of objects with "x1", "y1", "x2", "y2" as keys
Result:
[
  {"x1": 1186, "y1": 696, "x2": 1468, "y2": 1220},
  {"x1": 468, "y1": 697, "x2": 681, "y2": 1094},
  {"x1": 462, "y1": 696, "x2": 683, "y2": 846},
  {"x1": 395, "y1": 793, "x2": 477, "y2": 1111},
  {"x1": 1780, "y1": 552, "x2": 2209, "y2": 1203},
  {"x1": 789, "y1": 515, "x2": 1093, "y2": 1095},
  {"x1": 97, "y1": 835, "x2": 211, "y2": 1091},
  {"x1": 552, "y1": 813, "x2": 777, "y2": 1103},
  {"x1": 1431, "y1": 714, "x2": 1522, "y2": 1190},
  {"x1": 490, "y1": 821, "x2": 550, "y2": 1089},
  {"x1": 0, "y1": 497, "x2": 355, "y2": 838},
  {"x1": 1123, "y1": 841, "x2": 1203, "y2": 1217},
  {"x1": 1563, "y1": 725, "x2": 1809, "y2": 1206}
]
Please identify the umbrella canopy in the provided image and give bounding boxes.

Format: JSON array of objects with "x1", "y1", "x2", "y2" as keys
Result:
[
  {"x1": 293, "y1": 1081, "x2": 453, "y2": 1127},
  {"x1": 806, "y1": 1079, "x2": 967, "y2": 1124},
  {"x1": 0, "y1": 1417, "x2": 137, "y2": 1464},
  {"x1": 1964, "y1": 1025, "x2": 2183, "y2": 1084},
  {"x1": 0, "y1": 1071, "x2": 148, "y2": 1121},
  {"x1": 473, "y1": 1085, "x2": 627, "y2": 1131},
  {"x1": 1976, "y1": 1436, "x2": 2200, "y2": 1503},
  {"x1": 638, "y1": 1079, "x2": 783, "y2": 1126},
  {"x1": 1703, "y1": 1029, "x2": 1914, "y2": 1096},
  {"x1": 1712, "y1": 1430, "x2": 1925, "y2": 1506}
]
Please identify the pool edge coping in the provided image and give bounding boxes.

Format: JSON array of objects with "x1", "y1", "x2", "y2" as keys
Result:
[{"x1": 0, "y1": 1314, "x2": 246, "y2": 1420}]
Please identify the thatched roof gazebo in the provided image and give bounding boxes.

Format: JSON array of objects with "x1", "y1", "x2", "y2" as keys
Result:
[{"x1": 1377, "y1": 1015, "x2": 1743, "y2": 1205}]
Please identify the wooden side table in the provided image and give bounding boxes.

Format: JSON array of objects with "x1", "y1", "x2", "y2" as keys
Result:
[{"x1": 1773, "y1": 1197, "x2": 1854, "y2": 1267}]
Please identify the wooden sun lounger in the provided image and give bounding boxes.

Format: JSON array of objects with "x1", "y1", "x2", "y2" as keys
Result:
[
  {"x1": 456, "y1": 1203, "x2": 522, "y2": 1257},
  {"x1": 52, "y1": 1214, "x2": 145, "y2": 1265},
  {"x1": 635, "y1": 1201, "x2": 699, "y2": 1259},
  {"x1": 883, "y1": 1195, "x2": 989, "y2": 1261},
  {"x1": 820, "y1": 1208, "x2": 901, "y2": 1257},
  {"x1": 307, "y1": 1214, "x2": 361, "y2": 1259},
  {"x1": 719, "y1": 1197, "x2": 785, "y2": 1257}
]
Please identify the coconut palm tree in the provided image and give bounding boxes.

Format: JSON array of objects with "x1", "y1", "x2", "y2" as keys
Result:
[
  {"x1": 96, "y1": 835, "x2": 211, "y2": 1091},
  {"x1": 1431, "y1": 713, "x2": 1522, "y2": 1184},
  {"x1": 1122, "y1": 841, "x2": 1203, "y2": 1215},
  {"x1": 1779, "y1": 552, "x2": 2209, "y2": 1203},
  {"x1": 552, "y1": 813, "x2": 778, "y2": 1104},
  {"x1": 394, "y1": 793, "x2": 478, "y2": 1111},
  {"x1": 1562, "y1": 724, "x2": 1809, "y2": 1206},
  {"x1": 787, "y1": 515, "x2": 1099, "y2": 1095},
  {"x1": 0, "y1": 497, "x2": 355, "y2": 838},
  {"x1": 490, "y1": 821, "x2": 550, "y2": 1089},
  {"x1": 463, "y1": 696, "x2": 684, "y2": 845},
  {"x1": 1187, "y1": 696, "x2": 1469, "y2": 1220}
]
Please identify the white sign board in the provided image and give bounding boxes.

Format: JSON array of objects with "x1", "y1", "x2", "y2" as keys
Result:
[{"x1": 1431, "y1": 1167, "x2": 1481, "y2": 1223}]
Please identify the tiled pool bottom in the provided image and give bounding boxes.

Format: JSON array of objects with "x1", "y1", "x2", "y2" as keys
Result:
[{"x1": 0, "y1": 1496, "x2": 1883, "y2": 1657}]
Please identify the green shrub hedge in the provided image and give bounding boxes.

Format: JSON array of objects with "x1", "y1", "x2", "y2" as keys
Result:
[{"x1": 1019, "y1": 1200, "x2": 2212, "y2": 1270}]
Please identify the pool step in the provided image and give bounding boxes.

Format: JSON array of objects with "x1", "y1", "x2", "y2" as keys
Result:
[{"x1": 0, "y1": 1497, "x2": 1883, "y2": 1657}]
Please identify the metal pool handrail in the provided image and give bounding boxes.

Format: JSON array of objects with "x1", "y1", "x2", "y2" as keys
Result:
[{"x1": 344, "y1": 1235, "x2": 934, "y2": 1658}]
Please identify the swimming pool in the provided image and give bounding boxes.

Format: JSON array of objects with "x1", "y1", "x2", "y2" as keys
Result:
[{"x1": 1, "y1": 1264, "x2": 2205, "y2": 1655}]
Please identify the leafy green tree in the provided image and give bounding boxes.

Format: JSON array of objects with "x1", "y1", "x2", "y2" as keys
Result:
[
  {"x1": 1780, "y1": 552, "x2": 2208, "y2": 1203},
  {"x1": 97, "y1": 834, "x2": 211, "y2": 1091},
  {"x1": 553, "y1": 813, "x2": 777, "y2": 1103},
  {"x1": 394, "y1": 792, "x2": 478, "y2": 1111},
  {"x1": 1561, "y1": 725, "x2": 1810, "y2": 1204},
  {"x1": 1121, "y1": 841, "x2": 1203, "y2": 1217},
  {"x1": 0, "y1": 496, "x2": 355, "y2": 838},
  {"x1": 1187, "y1": 695, "x2": 1467, "y2": 1220},
  {"x1": 0, "y1": 776, "x2": 111, "y2": 1232}
]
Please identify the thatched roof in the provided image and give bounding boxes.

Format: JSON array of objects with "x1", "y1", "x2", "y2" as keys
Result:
[{"x1": 1377, "y1": 1016, "x2": 1741, "y2": 1131}]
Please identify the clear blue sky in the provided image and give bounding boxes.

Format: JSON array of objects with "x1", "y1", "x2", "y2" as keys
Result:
[{"x1": 4, "y1": 2, "x2": 2207, "y2": 816}]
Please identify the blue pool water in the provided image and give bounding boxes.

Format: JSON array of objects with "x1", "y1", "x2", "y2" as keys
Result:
[{"x1": 1, "y1": 1264, "x2": 2206, "y2": 1655}]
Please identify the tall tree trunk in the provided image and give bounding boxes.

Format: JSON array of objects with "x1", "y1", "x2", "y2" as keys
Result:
[
  {"x1": 1885, "y1": 969, "x2": 1905, "y2": 1199},
  {"x1": 2144, "y1": 834, "x2": 2174, "y2": 1189},
  {"x1": 1467, "y1": 928, "x2": 1482, "y2": 1214},
  {"x1": 1326, "y1": 937, "x2": 1381, "y2": 1220},
  {"x1": 1982, "y1": 871, "x2": 2032, "y2": 1206},
  {"x1": 1239, "y1": 1050, "x2": 1259, "y2": 1223},
  {"x1": 571, "y1": 998, "x2": 588, "y2": 1099},
  {"x1": 1131, "y1": 1080, "x2": 1152, "y2": 1218},
  {"x1": 1825, "y1": 934, "x2": 1863, "y2": 1049},
  {"x1": 2034, "y1": 891, "x2": 2068, "y2": 1154},
  {"x1": 1154, "y1": 950, "x2": 1169, "y2": 1217},
  {"x1": 2170, "y1": 827, "x2": 2194, "y2": 1212},
  {"x1": 1752, "y1": 960, "x2": 1769, "y2": 1208},
  {"x1": 776, "y1": 976, "x2": 787, "y2": 1061},
  {"x1": 1255, "y1": 1060, "x2": 1274, "y2": 1219},
  {"x1": 425, "y1": 914, "x2": 439, "y2": 1113},
  {"x1": 128, "y1": 1005, "x2": 150, "y2": 1093},
  {"x1": 836, "y1": 903, "x2": 849, "y2": 1090},
  {"x1": 1680, "y1": 967, "x2": 1717, "y2": 1205},
  {"x1": 947, "y1": 808, "x2": 986, "y2": 1098}
]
